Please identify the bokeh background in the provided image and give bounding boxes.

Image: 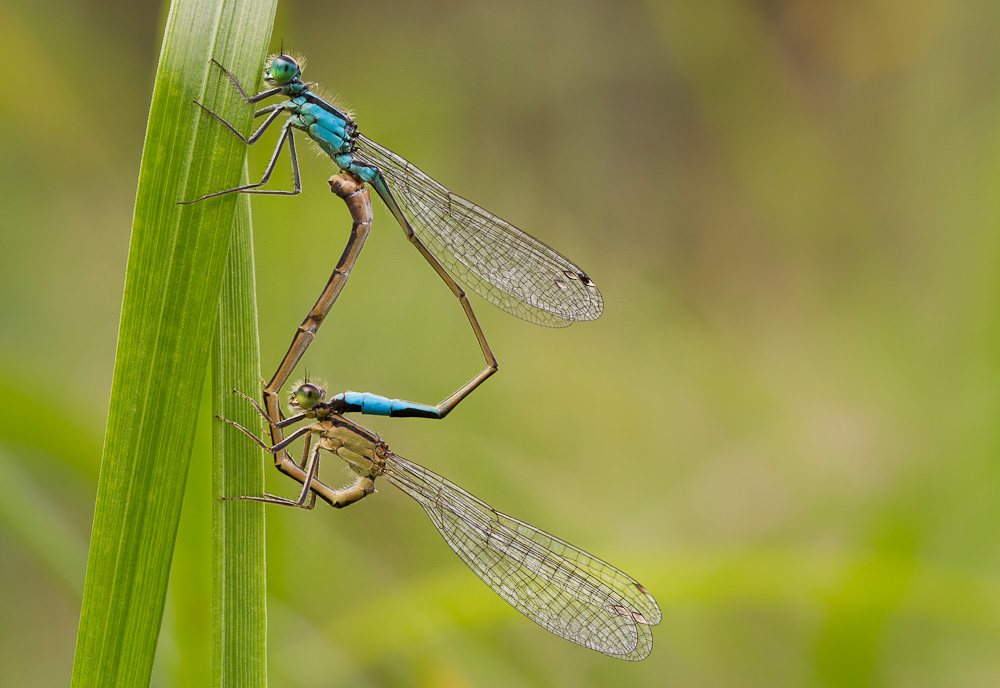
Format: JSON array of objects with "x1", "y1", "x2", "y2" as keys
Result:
[{"x1": 1, "y1": 0, "x2": 998, "y2": 685}]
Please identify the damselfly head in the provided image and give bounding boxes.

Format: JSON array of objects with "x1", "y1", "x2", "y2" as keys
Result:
[
  {"x1": 289, "y1": 380, "x2": 326, "y2": 412},
  {"x1": 264, "y1": 53, "x2": 302, "y2": 85}
]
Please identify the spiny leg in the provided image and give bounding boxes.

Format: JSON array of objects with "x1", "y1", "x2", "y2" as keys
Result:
[
  {"x1": 221, "y1": 389, "x2": 341, "y2": 504},
  {"x1": 207, "y1": 58, "x2": 284, "y2": 104},
  {"x1": 216, "y1": 412, "x2": 313, "y2": 454},
  {"x1": 190, "y1": 101, "x2": 285, "y2": 145},
  {"x1": 228, "y1": 435, "x2": 321, "y2": 509},
  {"x1": 180, "y1": 121, "x2": 302, "y2": 204},
  {"x1": 231, "y1": 387, "x2": 309, "y2": 430},
  {"x1": 217, "y1": 407, "x2": 325, "y2": 508}
]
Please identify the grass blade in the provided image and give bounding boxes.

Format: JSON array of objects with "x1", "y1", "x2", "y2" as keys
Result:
[
  {"x1": 71, "y1": 0, "x2": 277, "y2": 685},
  {"x1": 211, "y1": 191, "x2": 267, "y2": 687}
]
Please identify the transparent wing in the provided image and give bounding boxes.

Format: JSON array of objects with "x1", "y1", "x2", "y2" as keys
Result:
[
  {"x1": 381, "y1": 452, "x2": 659, "y2": 660},
  {"x1": 354, "y1": 134, "x2": 604, "y2": 327}
]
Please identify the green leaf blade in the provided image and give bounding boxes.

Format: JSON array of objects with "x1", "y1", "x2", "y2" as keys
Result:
[{"x1": 71, "y1": 0, "x2": 277, "y2": 686}]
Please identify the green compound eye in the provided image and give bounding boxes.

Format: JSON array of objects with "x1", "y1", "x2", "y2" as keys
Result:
[
  {"x1": 294, "y1": 382, "x2": 324, "y2": 409},
  {"x1": 268, "y1": 55, "x2": 300, "y2": 84}
]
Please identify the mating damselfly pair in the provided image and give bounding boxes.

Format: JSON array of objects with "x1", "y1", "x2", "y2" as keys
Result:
[{"x1": 185, "y1": 53, "x2": 658, "y2": 660}]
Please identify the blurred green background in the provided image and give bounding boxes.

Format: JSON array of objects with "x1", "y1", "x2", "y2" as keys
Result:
[{"x1": 2, "y1": 0, "x2": 998, "y2": 685}]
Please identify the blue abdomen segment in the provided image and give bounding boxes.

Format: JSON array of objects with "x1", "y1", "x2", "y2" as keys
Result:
[
  {"x1": 294, "y1": 96, "x2": 355, "y2": 158},
  {"x1": 334, "y1": 392, "x2": 441, "y2": 419},
  {"x1": 287, "y1": 92, "x2": 387, "y2": 185}
]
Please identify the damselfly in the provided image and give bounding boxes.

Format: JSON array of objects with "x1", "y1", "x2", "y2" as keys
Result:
[
  {"x1": 182, "y1": 55, "x2": 603, "y2": 420},
  {"x1": 220, "y1": 381, "x2": 659, "y2": 661}
]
